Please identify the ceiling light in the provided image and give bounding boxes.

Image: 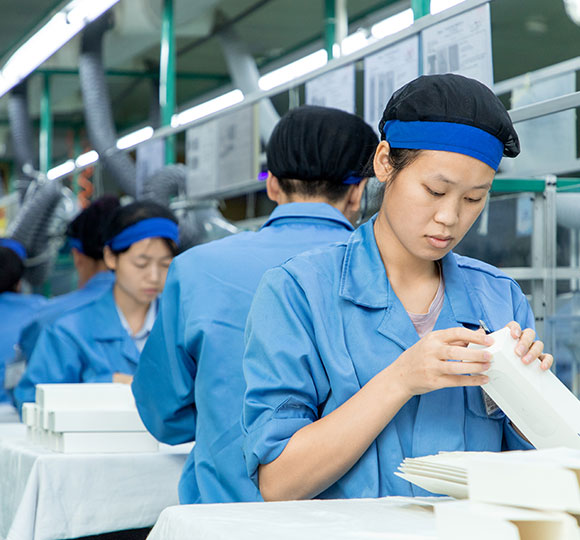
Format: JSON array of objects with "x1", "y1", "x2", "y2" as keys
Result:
[
  {"x1": 563, "y1": 0, "x2": 580, "y2": 25},
  {"x1": 430, "y1": 0, "x2": 466, "y2": 15},
  {"x1": 258, "y1": 50, "x2": 328, "y2": 91},
  {"x1": 0, "y1": 0, "x2": 121, "y2": 98},
  {"x1": 341, "y1": 30, "x2": 372, "y2": 56},
  {"x1": 47, "y1": 160, "x2": 75, "y2": 181},
  {"x1": 116, "y1": 126, "x2": 154, "y2": 150},
  {"x1": 172, "y1": 90, "x2": 245, "y2": 128},
  {"x1": 75, "y1": 150, "x2": 99, "y2": 168},
  {"x1": 371, "y1": 9, "x2": 414, "y2": 39}
]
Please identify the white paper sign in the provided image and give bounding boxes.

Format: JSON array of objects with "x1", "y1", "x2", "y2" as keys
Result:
[
  {"x1": 364, "y1": 36, "x2": 420, "y2": 136},
  {"x1": 421, "y1": 3, "x2": 493, "y2": 88},
  {"x1": 186, "y1": 105, "x2": 258, "y2": 197},
  {"x1": 305, "y1": 64, "x2": 356, "y2": 114},
  {"x1": 186, "y1": 119, "x2": 219, "y2": 197}
]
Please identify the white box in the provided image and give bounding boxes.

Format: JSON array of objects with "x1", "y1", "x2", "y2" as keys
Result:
[
  {"x1": 436, "y1": 500, "x2": 579, "y2": 540},
  {"x1": 22, "y1": 403, "x2": 37, "y2": 427},
  {"x1": 469, "y1": 327, "x2": 580, "y2": 450},
  {"x1": 35, "y1": 383, "x2": 136, "y2": 410},
  {"x1": 46, "y1": 409, "x2": 146, "y2": 433},
  {"x1": 48, "y1": 431, "x2": 159, "y2": 453}
]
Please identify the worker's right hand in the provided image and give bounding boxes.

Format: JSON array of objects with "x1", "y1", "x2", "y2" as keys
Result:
[{"x1": 390, "y1": 327, "x2": 493, "y2": 398}]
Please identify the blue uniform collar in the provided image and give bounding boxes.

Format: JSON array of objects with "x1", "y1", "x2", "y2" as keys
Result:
[
  {"x1": 261, "y1": 202, "x2": 354, "y2": 231},
  {"x1": 84, "y1": 270, "x2": 114, "y2": 290},
  {"x1": 339, "y1": 216, "x2": 484, "y2": 327},
  {"x1": 91, "y1": 289, "x2": 134, "y2": 341}
]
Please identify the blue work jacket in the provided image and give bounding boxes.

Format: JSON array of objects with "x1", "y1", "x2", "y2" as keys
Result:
[
  {"x1": 0, "y1": 292, "x2": 47, "y2": 403},
  {"x1": 242, "y1": 216, "x2": 534, "y2": 500},
  {"x1": 132, "y1": 202, "x2": 355, "y2": 504},
  {"x1": 14, "y1": 288, "x2": 140, "y2": 411},
  {"x1": 17, "y1": 271, "x2": 114, "y2": 366}
]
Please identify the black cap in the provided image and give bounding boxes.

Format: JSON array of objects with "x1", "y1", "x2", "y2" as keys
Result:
[
  {"x1": 379, "y1": 74, "x2": 519, "y2": 158},
  {"x1": 267, "y1": 105, "x2": 379, "y2": 183}
]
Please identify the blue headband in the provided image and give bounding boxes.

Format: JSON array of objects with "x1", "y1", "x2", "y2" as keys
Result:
[
  {"x1": 343, "y1": 175, "x2": 365, "y2": 185},
  {"x1": 383, "y1": 120, "x2": 504, "y2": 171},
  {"x1": 68, "y1": 237, "x2": 84, "y2": 254},
  {"x1": 106, "y1": 218, "x2": 179, "y2": 252},
  {"x1": 0, "y1": 238, "x2": 27, "y2": 260}
]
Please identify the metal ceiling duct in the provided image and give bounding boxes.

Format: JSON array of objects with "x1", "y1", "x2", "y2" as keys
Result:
[
  {"x1": 7, "y1": 81, "x2": 37, "y2": 201},
  {"x1": 217, "y1": 23, "x2": 280, "y2": 144},
  {"x1": 79, "y1": 12, "x2": 137, "y2": 197}
]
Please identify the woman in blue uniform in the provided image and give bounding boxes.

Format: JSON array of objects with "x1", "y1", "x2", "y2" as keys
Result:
[
  {"x1": 0, "y1": 239, "x2": 47, "y2": 403},
  {"x1": 14, "y1": 201, "x2": 178, "y2": 409},
  {"x1": 242, "y1": 74, "x2": 554, "y2": 501}
]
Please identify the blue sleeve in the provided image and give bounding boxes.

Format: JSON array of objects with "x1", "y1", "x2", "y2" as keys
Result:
[
  {"x1": 242, "y1": 268, "x2": 328, "y2": 487},
  {"x1": 13, "y1": 324, "x2": 83, "y2": 414},
  {"x1": 132, "y1": 261, "x2": 198, "y2": 445}
]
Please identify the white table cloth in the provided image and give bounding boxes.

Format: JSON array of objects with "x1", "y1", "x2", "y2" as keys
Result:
[
  {"x1": 0, "y1": 431, "x2": 191, "y2": 540},
  {"x1": 147, "y1": 497, "x2": 439, "y2": 540}
]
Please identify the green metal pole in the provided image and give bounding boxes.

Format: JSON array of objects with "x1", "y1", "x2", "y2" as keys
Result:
[
  {"x1": 160, "y1": 0, "x2": 176, "y2": 164},
  {"x1": 40, "y1": 73, "x2": 52, "y2": 174},
  {"x1": 324, "y1": 0, "x2": 336, "y2": 60},
  {"x1": 411, "y1": 0, "x2": 430, "y2": 19}
]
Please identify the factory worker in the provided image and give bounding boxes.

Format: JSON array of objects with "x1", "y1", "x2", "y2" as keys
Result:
[
  {"x1": 132, "y1": 105, "x2": 379, "y2": 504},
  {"x1": 7, "y1": 196, "x2": 120, "y2": 394},
  {"x1": 0, "y1": 239, "x2": 47, "y2": 403},
  {"x1": 14, "y1": 201, "x2": 178, "y2": 410},
  {"x1": 242, "y1": 74, "x2": 554, "y2": 502}
]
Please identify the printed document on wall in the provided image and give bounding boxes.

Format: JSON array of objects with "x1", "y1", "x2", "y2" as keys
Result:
[
  {"x1": 305, "y1": 64, "x2": 356, "y2": 114},
  {"x1": 364, "y1": 36, "x2": 419, "y2": 137},
  {"x1": 421, "y1": 3, "x2": 493, "y2": 89},
  {"x1": 186, "y1": 105, "x2": 258, "y2": 197}
]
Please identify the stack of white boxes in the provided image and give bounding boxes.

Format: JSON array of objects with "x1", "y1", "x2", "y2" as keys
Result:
[{"x1": 21, "y1": 383, "x2": 158, "y2": 453}]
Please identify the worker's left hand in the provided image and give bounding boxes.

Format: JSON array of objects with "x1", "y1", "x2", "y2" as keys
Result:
[{"x1": 505, "y1": 321, "x2": 553, "y2": 371}]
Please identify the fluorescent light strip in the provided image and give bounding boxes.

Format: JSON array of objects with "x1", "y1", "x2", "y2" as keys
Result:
[
  {"x1": 258, "y1": 49, "x2": 328, "y2": 91},
  {"x1": 0, "y1": 0, "x2": 120, "y2": 98},
  {"x1": 371, "y1": 8, "x2": 414, "y2": 39},
  {"x1": 172, "y1": 89, "x2": 244, "y2": 127},
  {"x1": 430, "y1": 0, "x2": 467, "y2": 15},
  {"x1": 75, "y1": 150, "x2": 98, "y2": 167},
  {"x1": 47, "y1": 159, "x2": 75, "y2": 180},
  {"x1": 116, "y1": 126, "x2": 154, "y2": 150}
]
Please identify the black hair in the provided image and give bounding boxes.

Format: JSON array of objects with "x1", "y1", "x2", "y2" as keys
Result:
[
  {"x1": 0, "y1": 247, "x2": 24, "y2": 293},
  {"x1": 103, "y1": 200, "x2": 179, "y2": 256},
  {"x1": 67, "y1": 195, "x2": 120, "y2": 261},
  {"x1": 277, "y1": 177, "x2": 353, "y2": 203}
]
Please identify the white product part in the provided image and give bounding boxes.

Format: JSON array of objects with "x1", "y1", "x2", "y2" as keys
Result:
[
  {"x1": 49, "y1": 431, "x2": 159, "y2": 453},
  {"x1": 468, "y1": 327, "x2": 580, "y2": 450},
  {"x1": 35, "y1": 383, "x2": 136, "y2": 410},
  {"x1": 436, "y1": 500, "x2": 580, "y2": 540},
  {"x1": 46, "y1": 409, "x2": 146, "y2": 433},
  {"x1": 21, "y1": 403, "x2": 37, "y2": 427}
]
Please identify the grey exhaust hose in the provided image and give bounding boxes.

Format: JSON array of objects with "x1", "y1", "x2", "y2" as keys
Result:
[
  {"x1": 79, "y1": 12, "x2": 137, "y2": 197},
  {"x1": 8, "y1": 81, "x2": 37, "y2": 201},
  {"x1": 8, "y1": 180, "x2": 63, "y2": 285}
]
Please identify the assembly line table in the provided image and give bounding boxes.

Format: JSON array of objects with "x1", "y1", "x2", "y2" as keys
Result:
[
  {"x1": 0, "y1": 423, "x2": 190, "y2": 540},
  {"x1": 147, "y1": 497, "x2": 439, "y2": 540}
]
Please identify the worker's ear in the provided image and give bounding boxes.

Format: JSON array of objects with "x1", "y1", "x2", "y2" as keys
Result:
[
  {"x1": 266, "y1": 172, "x2": 284, "y2": 204},
  {"x1": 103, "y1": 246, "x2": 117, "y2": 272}
]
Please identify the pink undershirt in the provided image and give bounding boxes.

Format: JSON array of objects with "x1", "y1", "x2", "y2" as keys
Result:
[{"x1": 407, "y1": 272, "x2": 445, "y2": 338}]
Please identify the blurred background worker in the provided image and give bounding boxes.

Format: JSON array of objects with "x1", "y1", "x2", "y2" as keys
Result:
[
  {"x1": 0, "y1": 239, "x2": 47, "y2": 406},
  {"x1": 5, "y1": 196, "x2": 120, "y2": 398},
  {"x1": 14, "y1": 201, "x2": 179, "y2": 411},
  {"x1": 132, "y1": 105, "x2": 379, "y2": 504}
]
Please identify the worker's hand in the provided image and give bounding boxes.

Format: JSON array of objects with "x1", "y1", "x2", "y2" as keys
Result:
[
  {"x1": 113, "y1": 372, "x2": 134, "y2": 385},
  {"x1": 505, "y1": 321, "x2": 553, "y2": 371},
  {"x1": 391, "y1": 327, "x2": 493, "y2": 398}
]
